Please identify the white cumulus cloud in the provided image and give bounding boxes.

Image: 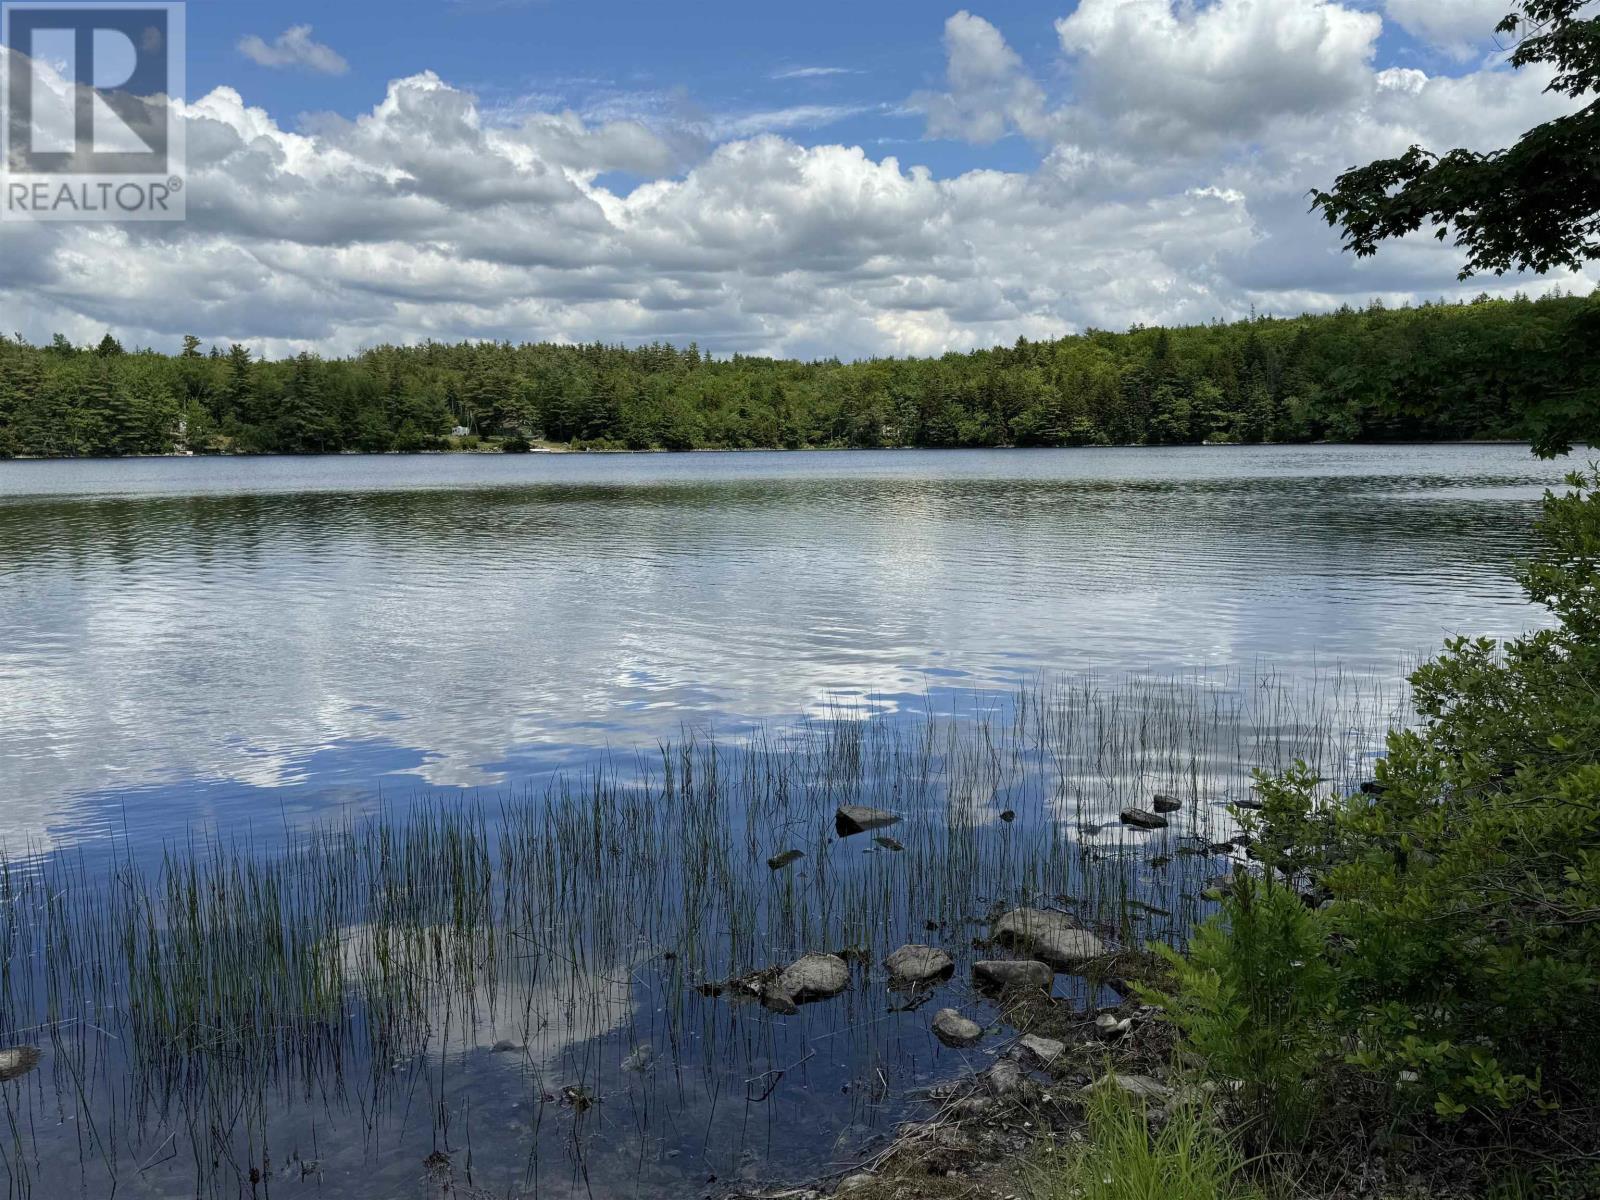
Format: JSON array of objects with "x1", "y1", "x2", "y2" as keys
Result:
[{"x1": 0, "y1": 3, "x2": 1592, "y2": 366}]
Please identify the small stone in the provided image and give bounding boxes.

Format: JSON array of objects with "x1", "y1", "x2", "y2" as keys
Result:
[
  {"x1": 1096, "y1": 1013, "x2": 1133, "y2": 1039},
  {"x1": 491, "y1": 1039, "x2": 525, "y2": 1054},
  {"x1": 622, "y1": 1043, "x2": 654, "y2": 1072},
  {"x1": 884, "y1": 944, "x2": 955, "y2": 987},
  {"x1": 767, "y1": 849, "x2": 805, "y2": 870},
  {"x1": 932, "y1": 1008, "x2": 983, "y2": 1048},
  {"x1": 873, "y1": 836, "x2": 905, "y2": 852},
  {"x1": 992, "y1": 907, "x2": 1106, "y2": 969},
  {"x1": 972, "y1": 959, "x2": 1052, "y2": 993},
  {"x1": 835, "y1": 806, "x2": 900, "y2": 837},
  {"x1": 1010, "y1": 1034, "x2": 1065, "y2": 1070},
  {"x1": 999, "y1": 809, "x2": 1016, "y2": 823},
  {"x1": 1151, "y1": 793, "x2": 1183, "y2": 813},
  {"x1": 778, "y1": 953, "x2": 851, "y2": 1002},
  {"x1": 1120, "y1": 808, "x2": 1168, "y2": 830},
  {"x1": 1084, "y1": 1073, "x2": 1172, "y2": 1103},
  {"x1": 982, "y1": 1059, "x2": 1042, "y2": 1104},
  {"x1": 0, "y1": 1047, "x2": 40, "y2": 1082}
]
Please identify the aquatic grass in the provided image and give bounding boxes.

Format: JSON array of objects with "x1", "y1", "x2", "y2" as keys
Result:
[{"x1": 0, "y1": 669, "x2": 1406, "y2": 1198}]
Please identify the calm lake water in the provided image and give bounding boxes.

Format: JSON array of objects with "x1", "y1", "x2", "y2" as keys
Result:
[
  {"x1": 0, "y1": 443, "x2": 1567, "y2": 853},
  {"x1": 0, "y1": 443, "x2": 1573, "y2": 1200}
]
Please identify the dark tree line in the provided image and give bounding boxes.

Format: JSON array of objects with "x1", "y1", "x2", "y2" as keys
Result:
[{"x1": 1, "y1": 291, "x2": 1594, "y2": 460}]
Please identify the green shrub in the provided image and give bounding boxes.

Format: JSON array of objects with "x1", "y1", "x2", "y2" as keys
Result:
[
  {"x1": 1143, "y1": 876, "x2": 1339, "y2": 1143},
  {"x1": 1031, "y1": 1082, "x2": 1258, "y2": 1200},
  {"x1": 1153, "y1": 472, "x2": 1600, "y2": 1146}
]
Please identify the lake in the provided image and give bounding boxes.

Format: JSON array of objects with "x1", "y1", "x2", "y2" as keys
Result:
[
  {"x1": 0, "y1": 443, "x2": 1565, "y2": 852},
  {"x1": 0, "y1": 442, "x2": 1572, "y2": 1198}
]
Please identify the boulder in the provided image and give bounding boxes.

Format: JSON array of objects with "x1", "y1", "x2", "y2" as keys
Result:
[
  {"x1": 1151, "y1": 793, "x2": 1183, "y2": 813},
  {"x1": 767, "y1": 849, "x2": 805, "y2": 871},
  {"x1": 972, "y1": 959, "x2": 1052, "y2": 993},
  {"x1": 884, "y1": 944, "x2": 955, "y2": 987},
  {"x1": 1010, "y1": 1033, "x2": 1065, "y2": 1070},
  {"x1": 835, "y1": 806, "x2": 899, "y2": 837},
  {"x1": 992, "y1": 907, "x2": 1106, "y2": 969},
  {"x1": 1120, "y1": 807, "x2": 1169, "y2": 830},
  {"x1": 777, "y1": 953, "x2": 850, "y2": 1002},
  {"x1": 932, "y1": 1008, "x2": 983, "y2": 1048}
]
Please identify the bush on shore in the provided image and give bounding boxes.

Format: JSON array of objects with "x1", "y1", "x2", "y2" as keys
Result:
[{"x1": 1144, "y1": 472, "x2": 1600, "y2": 1174}]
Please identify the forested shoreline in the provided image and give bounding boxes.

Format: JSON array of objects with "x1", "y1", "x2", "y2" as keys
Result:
[{"x1": 1, "y1": 290, "x2": 1594, "y2": 459}]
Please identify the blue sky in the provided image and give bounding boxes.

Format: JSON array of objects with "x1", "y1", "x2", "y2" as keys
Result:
[
  {"x1": 1, "y1": 0, "x2": 1590, "y2": 358},
  {"x1": 206, "y1": 0, "x2": 1467, "y2": 182}
]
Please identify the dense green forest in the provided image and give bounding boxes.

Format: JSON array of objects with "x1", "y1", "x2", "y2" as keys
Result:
[{"x1": 0, "y1": 290, "x2": 1594, "y2": 458}]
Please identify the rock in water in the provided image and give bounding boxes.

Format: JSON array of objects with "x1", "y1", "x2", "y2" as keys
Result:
[
  {"x1": 1151, "y1": 793, "x2": 1183, "y2": 813},
  {"x1": 932, "y1": 1008, "x2": 983, "y2": 1048},
  {"x1": 972, "y1": 959, "x2": 1052, "y2": 993},
  {"x1": 835, "y1": 806, "x2": 900, "y2": 837},
  {"x1": 777, "y1": 953, "x2": 850, "y2": 1002},
  {"x1": 621, "y1": 1043, "x2": 654, "y2": 1072},
  {"x1": 992, "y1": 907, "x2": 1105, "y2": 969},
  {"x1": 872, "y1": 836, "x2": 905, "y2": 852},
  {"x1": 1011, "y1": 1034, "x2": 1066, "y2": 1070},
  {"x1": 0, "y1": 1047, "x2": 39, "y2": 1082},
  {"x1": 1120, "y1": 807, "x2": 1169, "y2": 830},
  {"x1": 767, "y1": 849, "x2": 805, "y2": 870},
  {"x1": 883, "y1": 944, "x2": 955, "y2": 987}
]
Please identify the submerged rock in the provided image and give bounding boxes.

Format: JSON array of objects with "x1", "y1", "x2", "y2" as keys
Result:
[
  {"x1": 0, "y1": 1047, "x2": 39, "y2": 1082},
  {"x1": 490, "y1": 1039, "x2": 525, "y2": 1054},
  {"x1": 972, "y1": 959, "x2": 1052, "y2": 993},
  {"x1": 835, "y1": 806, "x2": 900, "y2": 837},
  {"x1": 767, "y1": 849, "x2": 806, "y2": 871},
  {"x1": 777, "y1": 953, "x2": 851, "y2": 1002},
  {"x1": 932, "y1": 1008, "x2": 984, "y2": 1048},
  {"x1": 1010, "y1": 1033, "x2": 1065, "y2": 1070},
  {"x1": 1119, "y1": 807, "x2": 1169, "y2": 830},
  {"x1": 992, "y1": 907, "x2": 1106, "y2": 969},
  {"x1": 884, "y1": 944, "x2": 955, "y2": 987},
  {"x1": 1151, "y1": 793, "x2": 1184, "y2": 813},
  {"x1": 872, "y1": 836, "x2": 905, "y2": 852},
  {"x1": 622, "y1": 1042, "x2": 655, "y2": 1072}
]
